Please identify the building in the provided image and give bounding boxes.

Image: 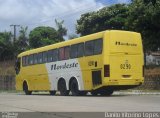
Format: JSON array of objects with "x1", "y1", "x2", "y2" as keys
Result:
[{"x1": 146, "y1": 52, "x2": 160, "y2": 65}]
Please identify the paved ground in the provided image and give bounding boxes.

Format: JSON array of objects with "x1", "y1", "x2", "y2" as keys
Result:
[{"x1": 0, "y1": 92, "x2": 160, "y2": 112}]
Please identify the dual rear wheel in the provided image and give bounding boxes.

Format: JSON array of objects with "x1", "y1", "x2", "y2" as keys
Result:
[
  {"x1": 58, "y1": 79, "x2": 69, "y2": 96},
  {"x1": 23, "y1": 80, "x2": 113, "y2": 96},
  {"x1": 70, "y1": 79, "x2": 87, "y2": 96},
  {"x1": 58, "y1": 78, "x2": 87, "y2": 96}
]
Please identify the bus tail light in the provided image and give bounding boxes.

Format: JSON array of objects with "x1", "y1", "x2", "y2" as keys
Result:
[{"x1": 104, "y1": 65, "x2": 110, "y2": 77}]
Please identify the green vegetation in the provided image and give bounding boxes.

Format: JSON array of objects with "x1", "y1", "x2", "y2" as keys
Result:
[
  {"x1": 0, "y1": 0, "x2": 160, "y2": 61},
  {"x1": 76, "y1": 4, "x2": 129, "y2": 35},
  {"x1": 0, "y1": 19, "x2": 67, "y2": 60},
  {"x1": 29, "y1": 26, "x2": 59, "y2": 48},
  {"x1": 76, "y1": 0, "x2": 160, "y2": 51}
]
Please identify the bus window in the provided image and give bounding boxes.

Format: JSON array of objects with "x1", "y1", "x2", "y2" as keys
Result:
[
  {"x1": 15, "y1": 58, "x2": 21, "y2": 74},
  {"x1": 85, "y1": 40, "x2": 94, "y2": 56},
  {"x1": 34, "y1": 53, "x2": 38, "y2": 64},
  {"x1": 25, "y1": 56, "x2": 28, "y2": 66},
  {"x1": 48, "y1": 49, "x2": 59, "y2": 62},
  {"x1": 48, "y1": 50, "x2": 53, "y2": 62},
  {"x1": 70, "y1": 44, "x2": 78, "y2": 59},
  {"x1": 28, "y1": 55, "x2": 34, "y2": 65},
  {"x1": 22, "y1": 56, "x2": 26, "y2": 66},
  {"x1": 52, "y1": 49, "x2": 58, "y2": 62},
  {"x1": 42, "y1": 52, "x2": 48, "y2": 63},
  {"x1": 64, "y1": 46, "x2": 70, "y2": 60},
  {"x1": 78, "y1": 43, "x2": 84, "y2": 57},
  {"x1": 94, "y1": 39, "x2": 103, "y2": 55},
  {"x1": 59, "y1": 47, "x2": 65, "y2": 60},
  {"x1": 38, "y1": 53, "x2": 43, "y2": 64}
]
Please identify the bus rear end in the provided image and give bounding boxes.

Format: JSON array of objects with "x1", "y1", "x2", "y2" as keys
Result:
[{"x1": 103, "y1": 30, "x2": 144, "y2": 90}]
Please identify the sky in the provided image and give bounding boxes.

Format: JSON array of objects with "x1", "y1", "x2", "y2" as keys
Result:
[{"x1": 0, "y1": 0, "x2": 130, "y2": 37}]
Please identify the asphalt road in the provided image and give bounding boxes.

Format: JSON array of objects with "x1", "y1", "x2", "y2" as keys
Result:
[{"x1": 0, "y1": 92, "x2": 160, "y2": 112}]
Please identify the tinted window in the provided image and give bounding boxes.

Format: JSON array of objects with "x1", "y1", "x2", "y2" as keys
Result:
[
  {"x1": 59, "y1": 47, "x2": 65, "y2": 60},
  {"x1": 28, "y1": 55, "x2": 34, "y2": 65},
  {"x1": 85, "y1": 40, "x2": 94, "y2": 56},
  {"x1": 85, "y1": 39, "x2": 103, "y2": 56},
  {"x1": 53, "y1": 49, "x2": 58, "y2": 62},
  {"x1": 33, "y1": 54, "x2": 38, "y2": 64},
  {"x1": 94, "y1": 39, "x2": 103, "y2": 55},
  {"x1": 70, "y1": 43, "x2": 84, "y2": 58},
  {"x1": 43, "y1": 52, "x2": 48, "y2": 63},
  {"x1": 37, "y1": 53, "x2": 43, "y2": 64},
  {"x1": 48, "y1": 50, "x2": 53, "y2": 62},
  {"x1": 70, "y1": 44, "x2": 78, "y2": 59},
  {"x1": 22, "y1": 56, "x2": 26, "y2": 66},
  {"x1": 78, "y1": 43, "x2": 84, "y2": 57},
  {"x1": 64, "y1": 46, "x2": 70, "y2": 60},
  {"x1": 25, "y1": 56, "x2": 29, "y2": 66}
]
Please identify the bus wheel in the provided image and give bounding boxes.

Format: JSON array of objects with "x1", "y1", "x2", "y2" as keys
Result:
[
  {"x1": 91, "y1": 91, "x2": 98, "y2": 96},
  {"x1": 58, "y1": 79, "x2": 69, "y2": 96},
  {"x1": 49, "y1": 91, "x2": 56, "y2": 95},
  {"x1": 79, "y1": 91, "x2": 88, "y2": 96},
  {"x1": 70, "y1": 79, "x2": 81, "y2": 96},
  {"x1": 100, "y1": 88, "x2": 114, "y2": 96},
  {"x1": 23, "y1": 82, "x2": 32, "y2": 95}
]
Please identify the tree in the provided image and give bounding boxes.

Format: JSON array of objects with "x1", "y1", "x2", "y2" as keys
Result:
[
  {"x1": 29, "y1": 26, "x2": 58, "y2": 48},
  {"x1": 76, "y1": 4, "x2": 129, "y2": 36},
  {"x1": 0, "y1": 32, "x2": 14, "y2": 60},
  {"x1": 143, "y1": 0, "x2": 157, "y2": 5},
  {"x1": 15, "y1": 26, "x2": 29, "y2": 53},
  {"x1": 29, "y1": 20, "x2": 67, "y2": 48},
  {"x1": 126, "y1": 0, "x2": 160, "y2": 51},
  {"x1": 55, "y1": 19, "x2": 67, "y2": 41}
]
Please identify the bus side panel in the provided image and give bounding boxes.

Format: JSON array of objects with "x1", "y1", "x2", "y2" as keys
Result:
[
  {"x1": 46, "y1": 59, "x2": 85, "y2": 91},
  {"x1": 79, "y1": 54, "x2": 103, "y2": 90},
  {"x1": 17, "y1": 64, "x2": 50, "y2": 91}
]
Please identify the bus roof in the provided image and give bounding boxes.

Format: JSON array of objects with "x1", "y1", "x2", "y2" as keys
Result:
[{"x1": 18, "y1": 30, "x2": 139, "y2": 57}]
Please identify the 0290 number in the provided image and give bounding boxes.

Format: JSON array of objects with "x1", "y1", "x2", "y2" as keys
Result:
[{"x1": 120, "y1": 63, "x2": 131, "y2": 69}]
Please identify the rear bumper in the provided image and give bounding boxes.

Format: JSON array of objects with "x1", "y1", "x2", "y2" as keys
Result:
[
  {"x1": 92, "y1": 84, "x2": 142, "y2": 92},
  {"x1": 100, "y1": 77, "x2": 144, "y2": 90},
  {"x1": 103, "y1": 77, "x2": 144, "y2": 85},
  {"x1": 106, "y1": 84, "x2": 142, "y2": 90}
]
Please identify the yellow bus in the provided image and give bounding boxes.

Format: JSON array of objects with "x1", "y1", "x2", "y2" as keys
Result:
[{"x1": 15, "y1": 30, "x2": 144, "y2": 96}]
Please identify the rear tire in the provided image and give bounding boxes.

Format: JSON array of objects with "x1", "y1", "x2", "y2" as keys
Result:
[
  {"x1": 79, "y1": 91, "x2": 88, "y2": 96},
  {"x1": 100, "y1": 88, "x2": 114, "y2": 96},
  {"x1": 23, "y1": 82, "x2": 32, "y2": 95},
  {"x1": 91, "y1": 91, "x2": 98, "y2": 96},
  {"x1": 49, "y1": 91, "x2": 56, "y2": 95},
  {"x1": 70, "y1": 79, "x2": 86, "y2": 96},
  {"x1": 58, "y1": 79, "x2": 69, "y2": 96}
]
